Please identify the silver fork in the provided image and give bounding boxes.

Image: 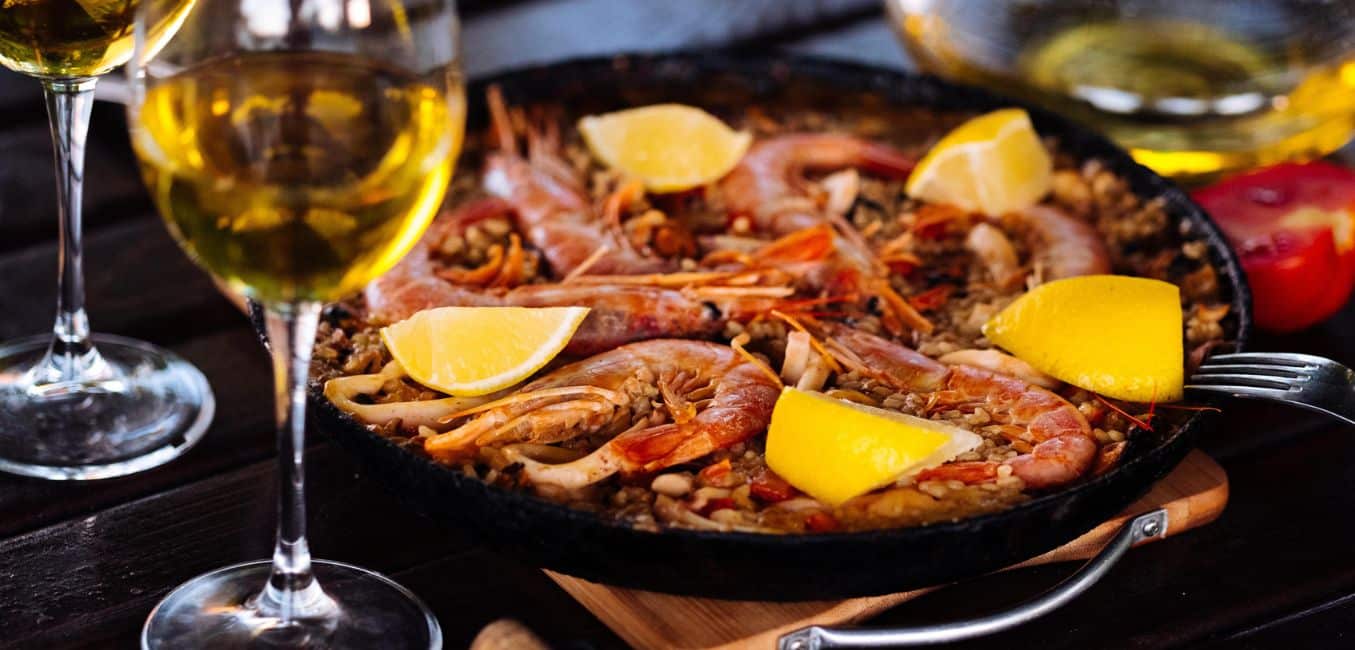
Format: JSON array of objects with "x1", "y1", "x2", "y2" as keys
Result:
[{"x1": 1186, "y1": 353, "x2": 1355, "y2": 425}]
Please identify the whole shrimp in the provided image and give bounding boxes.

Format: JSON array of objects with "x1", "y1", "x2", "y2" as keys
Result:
[
  {"x1": 366, "y1": 242, "x2": 786, "y2": 357},
  {"x1": 365, "y1": 222, "x2": 733, "y2": 355},
  {"x1": 824, "y1": 324, "x2": 1095, "y2": 490},
  {"x1": 962, "y1": 205, "x2": 1110, "y2": 289},
  {"x1": 483, "y1": 88, "x2": 674, "y2": 278},
  {"x1": 422, "y1": 340, "x2": 782, "y2": 489},
  {"x1": 367, "y1": 200, "x2": 817, "y2": 354},
  {"x1": 719, "y1": 134, "x2": 917, "y2": 235},
  {"x1": 716, "y1": 135, "x2": 933, "y2": 333},
  {"x1": 370, "y1": 280, "x2": 732, "y2": 356}
]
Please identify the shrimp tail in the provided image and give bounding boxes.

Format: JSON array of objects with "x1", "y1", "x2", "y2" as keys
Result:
[
  {"x1": 1007, "y1": 435, "x2": 1097, "y2": 490},
  {"x1": 854, "y1": 141, "x2": 917, "y2": 178}
]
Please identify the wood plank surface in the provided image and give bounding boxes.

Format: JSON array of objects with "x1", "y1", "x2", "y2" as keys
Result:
[
  {"x1": 0, "y1": 105, "x2": 150, "y2": 253},
  {"x1": 547, "y1": 451, "x2": 1227, "y2": 650},
  {"x1": 0, "y1": 328, "x2": 273, "y2": 539},
  {"x1": 0, "y1": 218, "x2": 238, "y2": 343}
]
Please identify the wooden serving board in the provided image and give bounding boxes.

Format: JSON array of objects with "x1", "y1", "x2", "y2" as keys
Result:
[{"x1": 546, "y1": 450, "x2": 1228, "y2": 650}]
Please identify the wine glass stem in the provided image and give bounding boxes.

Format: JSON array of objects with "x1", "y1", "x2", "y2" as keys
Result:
[
  {"x1": 36, "y1": 78, "x2": 105, "y2": 386},
  {"x1": 260, "y1": 302, "x2": 335, "y2": 621}
]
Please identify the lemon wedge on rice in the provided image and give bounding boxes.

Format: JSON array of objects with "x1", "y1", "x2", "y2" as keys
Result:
[
  {"x1": 381, "y1": 306, "x2": 589, "y2": 397},
  {"x1": 984, "y1": 275, "x2": 1184, "y2": 402},
  {"x1": 579, "y1": 104, "x2": 752, "y2": 193},
  {"x1": 905, "y1": 108, "x2": 1052, "y2": 216},
  {"x1": 766, "y1": 388, "x2": 982, "y2": 506}
]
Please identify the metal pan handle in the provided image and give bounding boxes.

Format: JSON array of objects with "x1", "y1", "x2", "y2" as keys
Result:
[{"x1": 777, "y1": 508, "x2": 1169, "y2": 649}]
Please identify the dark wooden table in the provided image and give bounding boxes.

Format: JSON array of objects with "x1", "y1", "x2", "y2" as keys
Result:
[{"x1": 1, "y1": 2, "x2": 1352, "y2": 648}]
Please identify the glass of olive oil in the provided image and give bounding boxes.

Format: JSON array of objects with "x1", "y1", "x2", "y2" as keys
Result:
[
  {"x1": 886, "y1": 0, "x2": 1355, "y2": 182},
  {"x1": 0, "y1": 0, "x2": 212, "y2": 480},
  {"x1": 128, "y1": 0, "x2": 463, "y2": 647}
]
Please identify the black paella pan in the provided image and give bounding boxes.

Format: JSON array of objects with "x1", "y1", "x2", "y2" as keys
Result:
[{"x1": 300, "y1": 53, "x2": 1251, "y2": 601}]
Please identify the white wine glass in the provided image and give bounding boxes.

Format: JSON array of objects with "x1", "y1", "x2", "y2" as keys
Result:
[
  {"x1": 0, "y1": 0, "x2": 215, "y2": 479},
  {"x1": 128, "y1": 0, "x2": 464, "y2": 647}
]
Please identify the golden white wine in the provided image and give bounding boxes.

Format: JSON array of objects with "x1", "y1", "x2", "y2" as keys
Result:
[
  {"x1": 0, "y1": 0, "x2": 193, "y2": 78},
  {"x1": 1017, "y1": 19, "x2": 1355, "y2": 180},
  {"x1": 132, "y1": 51, "x2": 465, "y2": 303},
  {"x1": 896, "y1": 9, "x2": 1355, "y2": 182}
]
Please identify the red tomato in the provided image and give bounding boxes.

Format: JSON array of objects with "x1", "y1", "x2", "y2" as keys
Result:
[{"x1": 1193, "y1": 161, "x2": 1355, "y2": 332}]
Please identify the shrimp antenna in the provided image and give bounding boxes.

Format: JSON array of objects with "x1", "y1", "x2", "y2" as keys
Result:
[{"x1": 486, "y1": 84, "x2": 517, "y2": 156}]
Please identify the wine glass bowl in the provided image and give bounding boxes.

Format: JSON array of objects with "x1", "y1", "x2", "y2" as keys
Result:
[
  {"x1": 133, "y1": 49, "x2": 462, "y2": 304},
  {"x1": 129, "y1": 0, "x2": 462, "y2": 647},
  {"x1": 0, "y1": 0, "x2": 193, "y2": 78},
  {"x1": 885, "y1": 0, "x2": 1355, "y2": 181}
]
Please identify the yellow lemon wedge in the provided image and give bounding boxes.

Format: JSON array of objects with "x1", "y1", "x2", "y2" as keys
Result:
[
  {"x1": 905, "y1": 108, "x2": 1052, "y2": 216},
  {"x1": 765, "y1": 388, "x2": 982, "y2": 506},
  {"x1": 579, "y1": 104, "x2": 752, "y2": 193},
  {"x1": 381, "y1": 306, "x2": 589, "y2": 397},
  {"x1": 983, "y1": 275, "x2": 1184, "y2": 402}
]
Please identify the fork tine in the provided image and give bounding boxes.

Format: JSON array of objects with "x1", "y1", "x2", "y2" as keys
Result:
[
  {"x1": 1192, "y1": 363, "x2": 1309, "y2": 379},
  {"x1": 1206, "y1": 352, "x2": 1326, "y2": 368},
  {"x1": 1184, "y1": 384, "x2": 1298, "y2": 401},
  {"x1": 1187, "y1": 373, "x2": 1298, "y2": 390}
]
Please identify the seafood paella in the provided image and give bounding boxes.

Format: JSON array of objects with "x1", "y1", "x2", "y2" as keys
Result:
[{"x1": 314, "y1": 87, "x2": 1234, "y2": 534}]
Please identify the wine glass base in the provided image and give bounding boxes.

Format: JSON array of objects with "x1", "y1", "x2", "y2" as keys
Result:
[
  {"x1": 142, "y1": 560, "x2": 442, "y2": 649},
  {"x1": 0, "y1": 333, "x2": 214, "y2": 480}
]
